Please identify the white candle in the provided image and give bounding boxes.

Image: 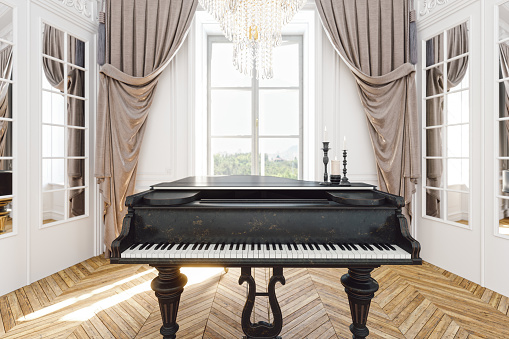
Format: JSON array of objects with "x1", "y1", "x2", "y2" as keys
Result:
[
  {"x1": 324, "y1": 126, "x2": 329, "y2": 142},
  {"x1": 331, "y1": 156, "x2": 341, "y2": 175},
  {"x1": 343, "y1": 136, "x2": 347, "y2": 150}
]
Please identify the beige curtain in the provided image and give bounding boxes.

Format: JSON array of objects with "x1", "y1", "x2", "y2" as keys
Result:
[
  {"x1": 42, "y1": 26, "x2": 65, "y2": 91},
  {"x1": 315, "y1": 0, "x2": 418, "y2": 220},
  {"x1": 0, "y1": 45, "x2": 13, "y2": 164},
  {"x1": 425, "y1": 23, "x2": 469, "y2": 217},
  {"x1": 95, "y1": 0, "x2": 197, "y2": 255}
]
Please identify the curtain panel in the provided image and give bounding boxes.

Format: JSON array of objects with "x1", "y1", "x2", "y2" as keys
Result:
[
  {"x1": 315, "y1": 0, "x2": 419, "y2": 220},
  {"x1": 95, "y1": 0, "x2": 197, "y2": 255}
]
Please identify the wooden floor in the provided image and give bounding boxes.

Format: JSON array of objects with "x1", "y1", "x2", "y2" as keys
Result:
[{"x1": 1, "y1": 256, "x2": 509, "y2": 338}]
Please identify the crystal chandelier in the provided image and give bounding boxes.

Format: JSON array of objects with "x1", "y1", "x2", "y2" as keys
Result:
[{"x1": 199, "y1": 0, "x2": 307, "y2": 79}]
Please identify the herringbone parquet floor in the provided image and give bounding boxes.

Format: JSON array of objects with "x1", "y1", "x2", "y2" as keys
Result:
[{"x1": 0, "y1": 255, "x2": 508, "y2": 338}]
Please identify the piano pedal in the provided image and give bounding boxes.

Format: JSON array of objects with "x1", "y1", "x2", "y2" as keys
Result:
[{"x1": 224, "y1": 267, "x2": 229, "y2": 274}]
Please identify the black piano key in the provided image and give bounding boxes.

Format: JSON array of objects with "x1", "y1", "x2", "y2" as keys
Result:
[
  {"x1": 167, "y1": 243, "x2": 175, "y2": 250},
  {"x1": 251, "y1": 244, "x2": 255, "y2": 250},
  {"x1": 155, "y1": 243, "x2": 164, "y2": 250},
  {"x1": 358, "y1": 243, "x2": 367, "y2": 251},
  {"x1": 204, "y1": 243, "x2": 211, "y2": 250},
  {"x1": 192, "y1": 243, "x2": 199, "y2": 250},
  {"x1": 236, "y1": 243, "x2": 241, "y2": 251},
  {"x1": 139, "y1": 242, "x2": 149, "y2": 250},
  {"x1": 337, "y1": 243, "x2": 345, "y2": 251},
  {"x1": 365, "y1": 243, "x2": 374, "y2": 251},
  {"x1": 220, "y1": 243, "x2": 226, "y2": 251},
  {"x1": 242, "y1": 243, "x2": 246, "y2": 250},
  {"x1": 373, "y1": 243, "x2": 383, "y2": 251},
  {"x1": 278, "y1": 243, "x2": 283, "y2": 250},
  {"x1": 292, "y1": 243, "x2": 298, "y2": 250},
  {"x1": 176, "y1": 243, "x2": 184, "y2": 250},
  {"x1": 198, "y1": 243, "x2": 205, "y2": 250},
  {"x1": 145, "y1": 243, "x2": 155, "y2": 250},
  {"x1": 214, "y1": 244, "x2": 220, "y2": 250},
  {"x1": 322, "y1": 243, "x2": 330, "y2": 250},
  {"x1": 182, "y1": 243, "x2": 190, "y2": 250},
  {"x1": 266, "y1": 244, "x2": 270, "y2": 250},
  {"x1": 272, "y1": 243, "x2": 277, "y2": 251},
  {"x1": 257, "y1": 243, "x2": 261, "y2": 251},
  {"x1": 129, "y1": 243, "x2": 139, "y2": 250},
  {"x1": 328, "y1": 243, "x2": 336, "y2": 250},
  {"x1": 349, "y1": 243, "x2": 358, "y2": 250},
  {"x1": 385, "y1": 243, "x2": 397, "y2": 251},
  {"x1": 287, "y1": 244, "x2": 292, "y2": 251},
  {"x1": 308, "y1": 243, "x2": 314, "y2": 251},
  {"x1": 344, "y1": 243, "x2": 352, "y2": 251},
  {"x1": 229, "y1": 244, "x2": 235, "y2": 250},
  {"x1": 379, "y1": 243, "x2": 389, "y2": 251},
  {"x1": 302, "y1": 243, "x2": 308, "y2": 250}
]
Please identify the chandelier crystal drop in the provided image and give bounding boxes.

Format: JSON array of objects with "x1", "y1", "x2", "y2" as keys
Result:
[{"x1": 199, "y1": 0, "x2": 307, "y2": 79}]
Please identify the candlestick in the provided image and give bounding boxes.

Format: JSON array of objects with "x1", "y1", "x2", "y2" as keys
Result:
[
  {"x1": 320, "y1": 142, "x2": 331, "y2": 185},
  {"x1": 341, "y1": 149, "x2": 351, "y2": 186}
]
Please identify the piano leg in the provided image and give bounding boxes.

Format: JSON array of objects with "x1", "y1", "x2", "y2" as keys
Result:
[
  {"x1": 150, "y1": 266, "x2": 188, "y2": 339},
  {"x1": 341, "y1": 267, "x2": 379, "y2": 339}
]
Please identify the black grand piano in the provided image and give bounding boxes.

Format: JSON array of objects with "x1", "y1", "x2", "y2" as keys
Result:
[{"x1": 110, "y1": 176, "x2": 421, "y2": 339}]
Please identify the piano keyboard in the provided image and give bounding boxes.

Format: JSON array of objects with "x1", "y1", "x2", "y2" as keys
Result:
[{"x1": 121, "y1": 242, "x2": 410, "y2": 260}]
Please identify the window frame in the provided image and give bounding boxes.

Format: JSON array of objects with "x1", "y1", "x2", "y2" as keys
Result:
[
  {"x1": 421, "y1": 20, "x2": 472, "y2": 229},
  {"x1": 206, "y1": 34, "x2": 304, "y2": 179},
  {"x1": 39, "y1": 21, "x2": 89, "y2": 228}
]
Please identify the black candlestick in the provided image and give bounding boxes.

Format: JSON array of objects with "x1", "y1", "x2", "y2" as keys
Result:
[
  {"x1": 341, "y1": 149, "x2": 351, "y2": 186},
  {"x1": 320, "y1": 142, "x2": 330, "y2": 185}
]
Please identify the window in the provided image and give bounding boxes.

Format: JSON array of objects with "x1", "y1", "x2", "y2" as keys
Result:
[
  {"x1": 207, "y1": 35, "x2": 303, "y2": 179},
  {"x1": 498, "y1": 2, "x2": 509, "y2": 236},
  {"x1": 422, "y1": 22, "x2": 470, "y2": 226},
  {"x1": 41, "y1": 24, "x2": 88, "y2": 225},
  {"x1": 0, "y1": 3, "x2": 13, "y2": 236}
]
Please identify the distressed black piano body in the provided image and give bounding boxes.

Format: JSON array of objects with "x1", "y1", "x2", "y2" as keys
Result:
[{"x1": 110, "y1": 176, "x2": 421, "y2": 339}]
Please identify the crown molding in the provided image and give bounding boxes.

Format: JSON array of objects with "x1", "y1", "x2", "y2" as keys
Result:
[
  {"x1": 417, "y1": 0, "x2": 478, "y2": 30},
  {"x1": 31, "y1": 0, "x2": 99, "y2": 33}
]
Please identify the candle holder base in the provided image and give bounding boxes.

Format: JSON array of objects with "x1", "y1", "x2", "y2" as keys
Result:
[
  {"x1": 330, "y1": 175, "x2": 341, "y2": 186},
  {"x1": 319, "y1": 181, "x2": 331, "y2": 186}
]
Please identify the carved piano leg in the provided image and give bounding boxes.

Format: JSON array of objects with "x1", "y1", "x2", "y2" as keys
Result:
[
  {"x1": 150, "y1": 266, "x2": 188, "y2": 339},
  {"x1": 341, "y1": 268, "x2": 379, "y2": 339}
]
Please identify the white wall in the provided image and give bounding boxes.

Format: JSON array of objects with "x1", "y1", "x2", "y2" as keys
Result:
[{"x1": 136, "y1": 9, "x2": 378, "y2": 192}]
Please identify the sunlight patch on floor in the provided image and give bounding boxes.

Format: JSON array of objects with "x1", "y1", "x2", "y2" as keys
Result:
[{"x1": 181, "y1": 267, "x2": 224, "y2": 287}]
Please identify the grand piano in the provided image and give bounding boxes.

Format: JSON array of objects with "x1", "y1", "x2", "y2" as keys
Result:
[{"x1": 110, "y1": 176, "x2": 421, "y2": 339}]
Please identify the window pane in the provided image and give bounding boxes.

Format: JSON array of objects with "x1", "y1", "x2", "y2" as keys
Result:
[
  {"x1": 499, "y1": 198, "x2": 509, "y2": 235},
  {"x1": 447, "y1": 192, "x2": 469, "y2": 225},
  {"x1": 447, "y1": 91, "x2": 469, "y2": 124},
  {"x1": 68, "y1": 66, "x2": 85, "y2": 98},
  {"x1": 0, "y1": 81, "x2": 12, "y2": 118},
  {"x1": 68, "y1": 35, "x2": 85, "y2": 68},
  {"x1": 68, "y1": 159, "x2": 84, "y2": 188},
  {"x1": 426, "y1": 188, "x2": 442, "y2": 219},
  {"x1": 425, "y1": 159, "x2": 443, "y2": 188},
  {"x1": 447, "y1": 125, "x2": 469, "y2": 158},
  {"x1": 259, "y1": 41, "x2": 299, "y2": 87},
  {"x1": 42, "y1": 25, "x2": 64, "y2": 61},
  {"x1": 425, "y1": 33, "x2": 443, "y2": 67},
  {"x1": 211, "y1": 90, "x2": 251, "y2": 136},
  {"x1": 499, "y1": 121, "x2": 509, "y2": 157},
  {"x1": 42, "y1": 159, "x2": 64, "y2": 190},
  {"x1": 426, "y1": 65, "x2": 444, "y2": 98},
  {"x1": 210, "y1": 42, "x2": 251, "y2": 87},
  {"x1": 43, "y1": 125, "x2": 64, "y2": 157},
  {"x1": 0, "y1": 4, "x2": 13, "y2": 43},
  {"x1": 0, "y1": 120, "x2": 12, "y2": 158},
  {"x1": 42, "y1": 191, "x2": 65, "y2": 223},
  {"x1": 447, "y1": 60, "x2": 468, "y2": 91},
  {"x1": 500, "y1": 3, "x2": 509, "y2": 41},
  {"x1": 68, "y1": 98, "x2": 85, "y2": 127},
  {"x1": 499, "y1": 81, "x2": 509, "y2": 118},
  {"x1": 259, "y1": 138, "x2": 299, "y2": 179},
  {"x1": 426, "y1": 127, "x2": 442, "y2": 156},
  {"x1": 499, "y1": 161, "x2": 509, "y2": 196},
  {"x1": 0, "y1": 169, "x2": 11, "y2": 196},
  {"x1": 447, "y1": 159, "x2": 469, "y2": 189},
  {"x1": 69, "y1": 189, "x2": 85, "y2": 217},
  {"x1": 211, "y1": 138, "x2": 251, "y2": 175},
  {"x1": 42, "y1": 91, "x2": 65, "y2": 125},
  {"x1": 0, "y1": 196, "x2": 12, "y2": 235},
  {"x1": 425, "y1": 97, "x2": 443, "y2": 126},
  {"x1": 42, "y1": 57, "x2": 64, "y2": 91},
  {"x1": 68, "y1": 128, "x2": 84, "y2": 157},
  {"x1": 259, "y1": 90, "x2": 299, "y2": 136}
]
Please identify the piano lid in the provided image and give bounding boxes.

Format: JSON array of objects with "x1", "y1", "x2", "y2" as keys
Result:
[{"x1": 151, "y1": 175, "x2": 375, "y2": 191}]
